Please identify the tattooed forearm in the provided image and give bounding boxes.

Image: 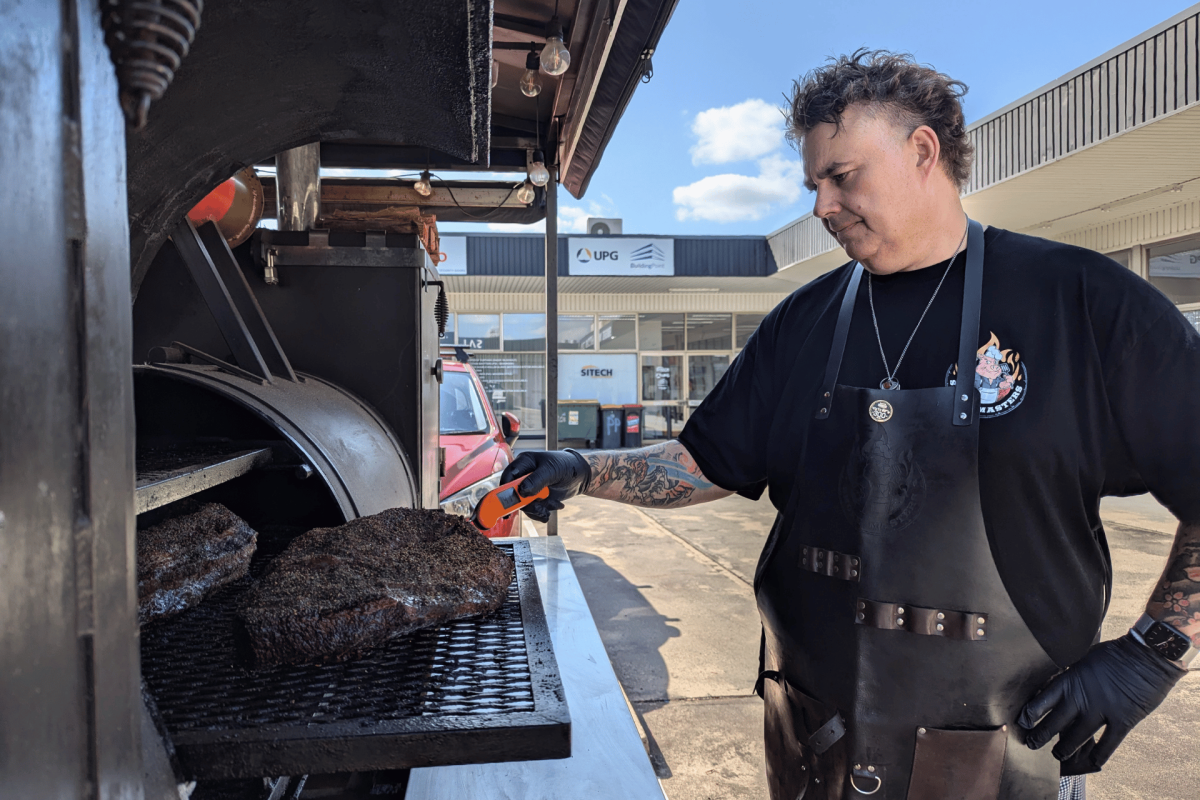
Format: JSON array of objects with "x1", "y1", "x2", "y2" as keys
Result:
[
  {"x1": 583, "y1": 440, "x2": 734, "y2": 508},
  {"x1": 1146, "y1": 522, "x2": 1200, "y2": 649}
]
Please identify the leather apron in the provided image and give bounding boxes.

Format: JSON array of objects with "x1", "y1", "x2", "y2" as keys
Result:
[{"x1": 754, "y1": 221, "x2": 1062, "y2": 800}]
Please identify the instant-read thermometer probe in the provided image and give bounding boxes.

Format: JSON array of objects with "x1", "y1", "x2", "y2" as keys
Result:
[{"x1": 470, "y1": 478, "x2": 550, "y2": 531}]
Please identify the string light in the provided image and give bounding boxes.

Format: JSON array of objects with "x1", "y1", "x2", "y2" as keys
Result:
[
  {"x1": 414, "y1": 170, "x2": 432, "y2": 197},
  {"x1": 516, "y1": 180, "x2": 536, "y2": 204},
  {"x1": 528, "y1": 150, "x2": 550, "y2": 187},
  {"x1": 520, "y1": 51, "x2": 542, "y2": 97},
  {"x1": 540, "y1": 18, "x2": 570, "y2": 76}
]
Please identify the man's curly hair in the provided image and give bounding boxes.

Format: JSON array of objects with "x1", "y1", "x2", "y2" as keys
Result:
[{"x1": 787, "y1": 49, "x2": 974, "y2": 188}]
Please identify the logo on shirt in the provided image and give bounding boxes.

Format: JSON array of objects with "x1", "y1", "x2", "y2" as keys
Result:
[{"x1": 945, "y1": 332, "x2": 1027, "y2": 419}]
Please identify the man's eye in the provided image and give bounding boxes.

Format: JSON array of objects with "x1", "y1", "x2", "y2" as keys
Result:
[{"x1": 833, "y1": 172, "x2": 850, "y2": 185}]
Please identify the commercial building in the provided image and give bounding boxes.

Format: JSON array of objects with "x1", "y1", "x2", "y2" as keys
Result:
[{"x1": 439, "y1": 232, "x2": 804, "y2": 439}]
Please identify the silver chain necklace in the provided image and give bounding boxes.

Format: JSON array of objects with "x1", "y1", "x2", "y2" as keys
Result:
[{"x1": 868, "y1": 221, "x2": 969, "y2": 391}]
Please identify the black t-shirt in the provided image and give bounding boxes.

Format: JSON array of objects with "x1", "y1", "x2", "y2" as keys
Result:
[{"x1": 680, "y1": 226, "x2": 1200, "y2": 667}]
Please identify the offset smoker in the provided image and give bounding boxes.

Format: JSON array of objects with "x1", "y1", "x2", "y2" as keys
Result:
[{"x1": 131, "y1": 222, "x2": 568, "y2": 790}]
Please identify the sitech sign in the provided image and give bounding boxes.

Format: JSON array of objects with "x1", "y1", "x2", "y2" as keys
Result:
[
  {"x1": 568, "y1": 236, "x2": 673, "y2": 276},
  {"x1": 580, "y1": 365, "x2": 614, "y2": 378}
]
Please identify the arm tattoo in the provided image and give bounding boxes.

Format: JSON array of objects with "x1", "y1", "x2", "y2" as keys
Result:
[
  {"x1": 1147, "y1": 523, "x2": 1200, "y2": 649},
  {"x1": 582, "y1": 440, "x2": 732, "y2": 508}
]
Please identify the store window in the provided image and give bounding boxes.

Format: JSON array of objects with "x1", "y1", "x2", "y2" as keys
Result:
[
  {"x1": 598, "y1": 314, "x2": 637, "y2": 350},
  {"x1": 735, "y1": 313, "x2": 765, "y2": 348},
  {"x1": 1148, "y1": 236, "x2": 1200, "y2": 306},
  {"x1": 639, "y1": 313, "x2": 685, "y2": 351},
  {"x1": 688, "y1": 355, "x2": 729, "y2": 403},
  {"x1": 503, "y1": 313, "x2": 545, "y2": 351},
  {"x1": 686, "y1": 313, "x2": 732, "y2": 350},
  {"x1": 439, "y1": 312, "x2": 456, "y2": 345},
  {"x1": 558, "y1": 315, "x2": 596, "y2": 350},
  {"x1": 457, "y1": 314, "x2": 500, "y2": 350},
  {"x1": 641, "y1": 355, "x2": 683, "y2": 402},
  {"x1": 469, "y1": 353, "x2": 546, "y2": 433},
  {"x1": 644, "y1": 405, "x2": 687, "y2": 441}
]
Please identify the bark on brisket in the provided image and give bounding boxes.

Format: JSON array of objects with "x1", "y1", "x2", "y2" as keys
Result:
[
  {"x1": 138, "y1": 503, "x2": 257, "y2": 625},
  {"x1": 239, "y1": 507, "x2": 513, "y2": 667}
]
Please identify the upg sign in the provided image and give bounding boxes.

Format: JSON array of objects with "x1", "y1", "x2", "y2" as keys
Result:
[{"x1": 576, "y1": 248, "x2": 619, "y2": 264}]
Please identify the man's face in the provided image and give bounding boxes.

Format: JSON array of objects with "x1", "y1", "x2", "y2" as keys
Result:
[{"x1": 802, "y1": 104, "x2": 932, "y2": 273}]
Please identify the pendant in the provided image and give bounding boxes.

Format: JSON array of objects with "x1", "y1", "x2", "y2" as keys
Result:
[{"x1": 880, "y1": 377, "x2": 901, "y2": 391}]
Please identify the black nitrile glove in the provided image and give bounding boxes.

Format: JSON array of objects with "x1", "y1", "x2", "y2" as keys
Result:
[
  {"x1": 1017, "y1": 633, "x2": 1185, "y2": 773},
  {"x1": 499, "y1": 449, "x2": 591, "y2": 523}
]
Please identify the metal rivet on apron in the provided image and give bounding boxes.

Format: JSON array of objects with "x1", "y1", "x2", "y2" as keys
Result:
[
  {"x1": 867, "y1": 766, "x2": 875, "y2": 773},
  {"x1": 852, "y1": 557, "x2": 859, "y2": 565},
  {"x1": 977, "y1": 629, "x2": 985, "y2": 636},
  {"x1": 820, "y1": 407, "x2": 828, "y2": 414},
  {"x1": 851, "y1": 570, "x2": 858, "y2": 577},
  {"x1": 858, "y1": 602, "x2": 865, "y2": 610},
  {"x1": 918, "y1": 727, "x2": 927, "y2": 735},
  {"x1": 960, "y1": 412, "x2": 968, "y2": 420},
  {"x1": 961, "y1": 394, "x2": 968, "y2": 401},
  {"x1": 858, "y1": 613, "x2": 865, "y2": 621},
  {"x1": 897, "y1": 607, "x2": 905, "y2": 614},
  {"x1": 824, "y1": 392, "x2": 831, "y2": 398},
  {"x1": 936, "y1": 612, "x2": 945, "y2": 620},
  {"x1": 855, "y1": 763, "x2": 861, "y2": 769},
  {"x1": 977, "y1": 617, "x2": 985, "y2": 625},
  {"x1": 936, "y1": 623, "x2": 944, "y2": 631},
  {"x1": 897, "y1": 618, "x2": 905, "y2": 626}
]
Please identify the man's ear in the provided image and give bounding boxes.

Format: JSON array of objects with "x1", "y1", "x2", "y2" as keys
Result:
[{"x1": 910, "y1": 125, "x2": 941, "y2": 180}]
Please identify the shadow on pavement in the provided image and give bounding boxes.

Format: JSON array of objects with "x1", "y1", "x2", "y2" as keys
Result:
[{"x1": 567, "y1": 548, "x2": 680, "y2": 778}]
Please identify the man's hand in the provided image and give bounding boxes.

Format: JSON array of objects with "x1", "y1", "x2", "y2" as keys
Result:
[
  {"x1": 499, "y1": 450, "x2": 591, "y2": 523},
  {"x1": 1017, "y1": 633, "x2": 1185, "y2": 772}
]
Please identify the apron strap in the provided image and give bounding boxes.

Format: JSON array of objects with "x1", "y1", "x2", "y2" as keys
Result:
[
  {"x1": 952, "y1": 219, "x2": 985, "y2": 427},
  {"x1": 814, "y1": 264, "x2": 864, "y2": 420}
]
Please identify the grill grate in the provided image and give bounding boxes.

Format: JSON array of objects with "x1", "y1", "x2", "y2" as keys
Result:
[{"x1": 140, "y1": 539, "x2": 569, "y2": 779}]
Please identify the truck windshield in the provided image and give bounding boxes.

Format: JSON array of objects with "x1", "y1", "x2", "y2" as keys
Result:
[{"x1": 439, "y1": 371, "x2": 490, "y2": 435}]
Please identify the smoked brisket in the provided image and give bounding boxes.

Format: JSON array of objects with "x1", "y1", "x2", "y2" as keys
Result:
[
  {"x1": 138, "y1": 503, "x2": 257, "y2": 625},
  {"x1": 239, "y1": 507, "x2": 513, "y2": 668}
]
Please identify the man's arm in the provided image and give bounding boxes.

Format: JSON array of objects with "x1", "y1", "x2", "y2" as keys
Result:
[
  {"x1": 1146, "y1": 521, "x2": 1200, "y2": 650},
  {"x1": 582, "y1": 440, "x2": 734, "y2": 508}
]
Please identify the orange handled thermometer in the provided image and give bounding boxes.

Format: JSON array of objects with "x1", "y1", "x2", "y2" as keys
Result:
[{"x1": 470, "y1": 478, "x2": 550, "y2": 531}]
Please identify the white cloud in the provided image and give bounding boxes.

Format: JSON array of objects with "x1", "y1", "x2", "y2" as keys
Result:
[
  {"x1": 672, "y1": 154, "x2": 807, "y2": 223},
  {"x1": 689, "y1": 99, "x2": 786, "y2": 165}
]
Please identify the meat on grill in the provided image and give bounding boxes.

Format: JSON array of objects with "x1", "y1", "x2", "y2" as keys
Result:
[
  {"x1": 238, "y1": 507, "x2": 513, "y2": 667},
  {"x1": 138, "y1": 503, "x2": 258, "y2": 625}
]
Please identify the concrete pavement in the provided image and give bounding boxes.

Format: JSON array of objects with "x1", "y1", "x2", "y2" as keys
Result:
[{"x1": 539, "y1": 491, "x2": 1197, "y2": 800}]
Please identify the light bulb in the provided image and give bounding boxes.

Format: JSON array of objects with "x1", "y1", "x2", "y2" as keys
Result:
[
  {"x1": 520, "y1": 52, "x2": 542, "y2": 97},
  {"x1": 516, "y1": 180, "x2": 536, "y2": 204},
  {"x1": 520, "y1": 69, "x2": 542, "y2": 97},
  {"x1": 414, "y1": 170, "x2": 432, "y2": 197},
  {"x1": 540, "y1": 19, "x2": 570, "y2": 76},
  {"x1": 490, "y1": 59, "x2": 499, "y2": 89},
  {"x1": 528, "y1": 150, "x2": 550, "y2": 187}
]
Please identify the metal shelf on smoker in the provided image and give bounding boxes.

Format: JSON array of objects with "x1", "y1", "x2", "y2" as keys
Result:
[
  {"x1": 136, "y1": 446, "x2": 273, "y2": 514},
  {"x1": 139, "y1": 539, "x2": 570, "y2": 780}
]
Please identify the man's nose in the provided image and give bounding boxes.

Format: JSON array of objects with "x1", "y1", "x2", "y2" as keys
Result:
[{"x1": 813, "y1": 186, "x2": 839, "y2": 219}]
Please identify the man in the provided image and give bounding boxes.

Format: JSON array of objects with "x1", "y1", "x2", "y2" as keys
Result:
[{"x1": 502, "y1": 50, "x2": 1196, "y2": 799}]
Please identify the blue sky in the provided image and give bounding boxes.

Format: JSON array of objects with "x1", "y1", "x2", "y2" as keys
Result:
[{"x1": 440, "y1": 0, "x2": 1197, "y2": 237}]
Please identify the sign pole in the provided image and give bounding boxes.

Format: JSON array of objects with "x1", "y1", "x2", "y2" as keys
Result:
[{"x1": 545, "y1": 172, "x2": 559, "y2": 536}]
